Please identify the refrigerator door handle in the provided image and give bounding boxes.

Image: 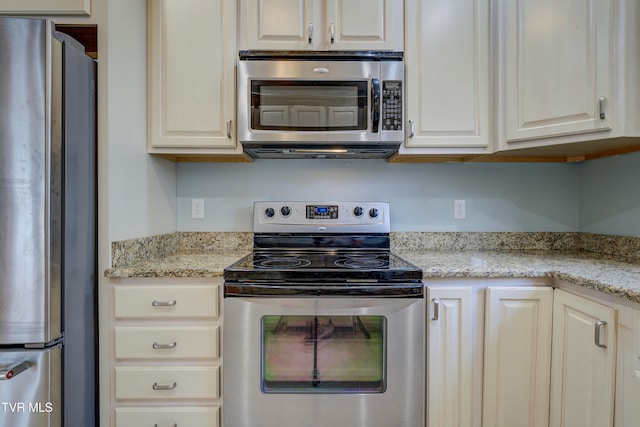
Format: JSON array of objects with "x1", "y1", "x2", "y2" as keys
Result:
[{"x1": 0, "y1": 361, "x2": 30, "y2": 380}]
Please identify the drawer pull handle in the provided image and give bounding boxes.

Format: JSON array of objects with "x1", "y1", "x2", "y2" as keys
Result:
[
  {"x1": 152, "y1": 381, "x2": 177, "y2": 391},
  {"x1": 152, "y1": 341, "x2": 177, "y2": 350},
  {"x1": 152, "y1": 300, "x2": 176, "y2": 307},
  {"x1": 154, "y1": 424, "x2": 177, "y2": 427}
]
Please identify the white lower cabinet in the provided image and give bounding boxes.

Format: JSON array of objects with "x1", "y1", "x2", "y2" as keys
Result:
[
  {"x1": 114, "y1": 366, "x2": 219, "y2": 400},
  {"x1": 426, "y1": 280, "x2": 627, "y2": 427},
  {"x1": 115, "y1": 407, "x2": 219, "y2": 427},
  {"x1": 483, "y1": 286, "x2": 553, "y2": 427},
  {"x1": 109, "y1": 279, "x2": 222, "y2": 427},
  {"x1": 613, "y1": 297, "x2": 640, "y2": 427},
  {"x1": 426, "y1": 285, "x2": 475, "y2": 427},
  {"x1": 549, "y1": 288, "x2": 617, "y2": 427}
]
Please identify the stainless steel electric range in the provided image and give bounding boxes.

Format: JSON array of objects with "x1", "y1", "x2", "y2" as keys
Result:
[{"x1": 223, "y1": 201, "x2": 425, "y2": 427}]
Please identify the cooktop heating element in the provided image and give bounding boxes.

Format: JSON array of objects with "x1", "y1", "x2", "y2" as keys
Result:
[{"x1": 224, "y1": 201, "x2": 423, "y2": 287}]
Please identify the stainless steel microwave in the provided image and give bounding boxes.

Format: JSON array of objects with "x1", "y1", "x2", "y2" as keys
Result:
[{"x1": 237, "y1": 51, "x2": 404, "y2": 159}]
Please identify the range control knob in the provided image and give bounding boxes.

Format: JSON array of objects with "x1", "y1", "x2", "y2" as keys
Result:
[
  {"x1": 280, "y1": 206, "x2": 291, "y2": 217},
  {"x1": 353, "y1": 206, "x2": 364, "y2": 217},
  {"x1": 264, "y1": 207, "x2": 275, "y2": 218},
  {"x1": 369, "y1": 208, "x2": 379, "y2": 218}
]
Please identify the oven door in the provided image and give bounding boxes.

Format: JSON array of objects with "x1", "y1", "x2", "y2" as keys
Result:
[{"x1": 223, "y1": 292, "x2": 424, "y2": 427}]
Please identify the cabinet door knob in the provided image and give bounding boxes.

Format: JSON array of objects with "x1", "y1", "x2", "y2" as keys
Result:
[
  {"x1": 408, "y1": 120, "x2": 415, "y2": 138},
  {"x1": 308, "y1": 23, "x2": 313, "y2": 44},
  {"x1": 599, "y1": 96, "x2": 606, "y2": 120},
  {"x1": 329, "y1": 23, "x2": 335, "y2": 44}
]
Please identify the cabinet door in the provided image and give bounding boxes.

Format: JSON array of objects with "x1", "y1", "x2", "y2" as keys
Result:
[
  {"x1": 483, "y1": 287, "x2": 553, "y2": 427},
  {"x1": 326, "y1": 0, "x2": 401, "y2": 51},
  {"x1": 241, "y1": 0, "x2": 314, "y2": 50},
  {"x1": 502, "y1": 0, "x2": 612, "y2": 144},
  {"x1": 550, "y1": 289, "x2": 616, "y2": 427},
  {"x1": 148, "y1": 0, "x2": 236, "y2": 148},
  {"x1": 0, "y1": 0, "x2": 89, "y2": 14},
  {"x1": 403, "y1": 0, "x2": 490, "y2": 152},
  {"x1": 426, "y1": 286, "x2": 474, "y2": 427},
  {"x1": 241, "y1": 0, "x2": 401, "y2": 51}
]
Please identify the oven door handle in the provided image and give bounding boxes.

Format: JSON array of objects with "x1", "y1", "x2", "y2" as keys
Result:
[
  {"x1": 371, "y1": 78, "x2": 380, "y2": 133},
  {"x1": 224, "y1": 282, "x2": 423, "y2": 298}
]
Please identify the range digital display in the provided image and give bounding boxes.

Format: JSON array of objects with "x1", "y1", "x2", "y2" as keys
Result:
[{"x1": 306, "y1": 205, "x2": 338, "y2": 219}]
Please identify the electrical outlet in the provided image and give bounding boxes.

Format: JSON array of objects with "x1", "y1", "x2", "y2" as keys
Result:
[
  {"x1": 453, "y1": 199, "x2": 466, "y2": 219},
  {"x1": 191, "y1": 198, "x2": 205, "y2": 219}
]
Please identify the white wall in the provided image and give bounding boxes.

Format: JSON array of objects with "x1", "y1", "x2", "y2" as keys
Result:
[
  {"x1": 578, "y1": 151, "x2": 640, "y2": 236},
  {"x1": 106, "y1": 0, "x2": 177, "y2": 243},
  {"x1": 177, "y1": 160, "x2": 579, "y2": 232}
]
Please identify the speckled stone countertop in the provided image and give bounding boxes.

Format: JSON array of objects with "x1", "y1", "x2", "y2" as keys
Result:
[
  {"x1": 105, "y1": 232, "x2": 640, "y2": 304},
  {"x1": 396, "y1": 250, "x2": 640, "y2": 303},
  {"x1": 106, "y1": 250, "x2": 251, "y2": 278}
]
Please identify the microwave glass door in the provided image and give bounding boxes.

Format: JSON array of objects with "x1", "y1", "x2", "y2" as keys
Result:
[
  {"x1": 261, "y1": 315, "x2": 386, "y2": 393},
  {"x1": 250, "y1": 81, "x2": 369, "y2": 131}
]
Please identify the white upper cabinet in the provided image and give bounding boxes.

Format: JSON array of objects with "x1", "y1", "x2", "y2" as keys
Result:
[
  {"x1": 240, "y1": 0, "x2": 402, "y2": 51},
  {"x1": 0, "y1": 0, "x2": 90, "y2": 15},
  {"x1": 398, "y1": 0, "x2": 491, "y2": 157},
  {"x1": 497, "y1": 0, "x2": 613, "y2": 147},
  {"x1": 147, "y1": 0, "x2": 244, "y2": 158}
]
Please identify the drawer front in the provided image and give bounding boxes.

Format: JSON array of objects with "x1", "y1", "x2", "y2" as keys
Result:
[
  {"x1": 115, "y1": 406, "x2": 219, "y2": 427},
  {"x1": 115, "y1": 366, "x2": 219, "y2": 400},
  {"x1": 114, "y1": 326, "x2": 219, "y2": 359},
  {"x1": 114, "y1": 285, "x2": 218, "y2": 319}
]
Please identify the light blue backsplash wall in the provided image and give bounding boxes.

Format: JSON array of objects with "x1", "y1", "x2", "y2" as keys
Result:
[
  {"x1": 577, "y1": 151, "x2": 640, "y2": 236},
  {"x1": 176, "y1": 160, "x2": 579, "y2": 232}
]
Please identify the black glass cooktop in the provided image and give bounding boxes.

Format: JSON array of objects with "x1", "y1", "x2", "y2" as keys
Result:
[{"x1": 224, "y1": 250, "x2": 423, "y2": 282}]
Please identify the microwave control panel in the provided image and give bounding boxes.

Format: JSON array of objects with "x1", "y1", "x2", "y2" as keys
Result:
[{"x1": 381, "y1": 81, "x2": 403, "y2": 131}]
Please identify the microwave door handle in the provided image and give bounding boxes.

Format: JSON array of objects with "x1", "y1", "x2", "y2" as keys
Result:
[{"x1": 371, "y1": 79, "x2": 380, "y2": 133}]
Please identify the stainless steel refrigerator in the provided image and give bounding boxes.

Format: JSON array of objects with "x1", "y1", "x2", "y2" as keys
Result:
[{"x1": 0, "y1": 17, "x2": 96, "y2": 427}]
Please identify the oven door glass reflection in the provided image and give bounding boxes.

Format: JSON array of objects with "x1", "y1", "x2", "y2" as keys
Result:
[{"x1": 261, "y1": 315, "x2": 386, "y2": 393}]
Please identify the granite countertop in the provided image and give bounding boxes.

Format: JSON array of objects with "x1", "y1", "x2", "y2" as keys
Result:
[
  {"x1": 396, "y1": 250, "x2": 640, "y2": 304},
  {"x1": 106, "y1": 248, "x2": 640, "y2": 304},
  {"x1": 106, "y1": 250, "x2": 251, "y2": 278}
]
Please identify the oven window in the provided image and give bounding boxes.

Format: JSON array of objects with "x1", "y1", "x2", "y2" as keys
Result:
[
  {"x1": 250, "y1": 81, "x2": 368, "y2": 131},
  {"x1": 261, "y1": 315, "x2": 386, "y2": 393}
]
